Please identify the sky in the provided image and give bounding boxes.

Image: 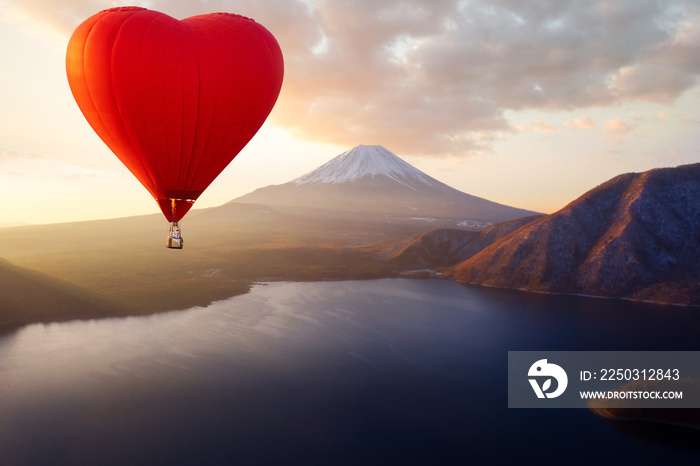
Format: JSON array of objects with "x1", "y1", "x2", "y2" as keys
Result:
[{"x1": 1, "y1": 0, "x2": 700, "y2": 225}]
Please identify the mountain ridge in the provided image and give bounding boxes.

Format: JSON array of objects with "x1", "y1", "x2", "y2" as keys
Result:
[{"x1": 450, "y1": 163, "x2": 700, "y2": 305}]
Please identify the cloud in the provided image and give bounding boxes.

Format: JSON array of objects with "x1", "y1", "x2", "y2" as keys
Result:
[
  {"x1": 0, "y1": 148, "x2": 39, "y2": 161},
  {"x1": 518, "y1": 121, "x2": 557, "y2": 133},
  {"x1": 0, "y1": 148, "x2": 113, "y2": 182},
  {"x1": 7, "y1": 0, "x2": 700, "y2": 156},
  {"x1": 604, "y1": 118, "x2": 633, "y2": 134},
  {"x1": 604, "y1": 118, "x2": 635, "y2": 145},
  {"x1": 563, "y1": 117, "x2": 596, "y2": 130}
]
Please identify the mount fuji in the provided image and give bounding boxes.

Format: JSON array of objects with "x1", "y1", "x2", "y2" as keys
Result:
[{"x1": 233, "y1": 145, "x2": 537, "y2": 228}]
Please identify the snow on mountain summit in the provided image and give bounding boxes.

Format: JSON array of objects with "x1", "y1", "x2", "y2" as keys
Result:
[
  {"x1": 233, "y1": 144, "x2": 538, "y2": 225},
  {"x1": 294, "y1": 145, "x2": 439, "y2": 189}
]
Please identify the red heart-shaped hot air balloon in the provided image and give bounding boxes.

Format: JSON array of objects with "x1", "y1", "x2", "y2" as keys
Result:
[{"x1": 66, "y1": 7, "x2": 283, "y2": 247}]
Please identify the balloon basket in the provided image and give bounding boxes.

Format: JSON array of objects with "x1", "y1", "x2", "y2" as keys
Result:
[{"x1": 166, "y1": 222, "x2": 183, "y2": 249}]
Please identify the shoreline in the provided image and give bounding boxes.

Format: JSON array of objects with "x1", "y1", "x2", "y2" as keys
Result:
[
  {"x1": 451, "y1": 279, "x2": 700, "y2": 309},
  {"x1": 2, "y1": 273, "x2": 697, "y2": 338}
]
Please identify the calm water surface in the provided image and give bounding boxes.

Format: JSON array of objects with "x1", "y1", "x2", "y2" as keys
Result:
[{"x1": 0, "y1": 279, "x2": 698, "y2": 465}]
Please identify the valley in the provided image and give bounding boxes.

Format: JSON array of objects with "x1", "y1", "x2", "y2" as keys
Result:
[
  {"x1": 1, "y1": 145, "x2": 535, "y2": 325},
  {"x1": 1, "y1": 145, "x2": 698, "y2": 328}
]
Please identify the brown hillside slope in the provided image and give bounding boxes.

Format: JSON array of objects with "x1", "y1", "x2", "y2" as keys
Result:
[
  {"x1": 0, "y1": 203, "x2": 394, "y2": 314},
  {"x1": 0, "y1": 258, "x2": 126, "y2": 327},
  {"x1": 380, "y1": 215, "x2": 543, "y2": 269},
  {"x1": 451, "y1": 164, "x2": 700, "y2": 305},
  {"x1": 380, "y1": 229, "x2": 477, "y2": 268}
]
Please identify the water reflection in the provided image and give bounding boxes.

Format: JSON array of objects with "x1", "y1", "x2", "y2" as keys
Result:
[{"x1": 0, "y1": 279, "x2": 698, "y2": 465}]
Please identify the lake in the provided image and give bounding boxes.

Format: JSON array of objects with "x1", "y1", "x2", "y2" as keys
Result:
[{"x1": 0, "y1": 279, "x2": 698, "y2": 465}]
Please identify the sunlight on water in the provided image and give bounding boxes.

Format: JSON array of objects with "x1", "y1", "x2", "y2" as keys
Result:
[{"x1": 0, "y1": 279, "x2": 698, "y2": 465}]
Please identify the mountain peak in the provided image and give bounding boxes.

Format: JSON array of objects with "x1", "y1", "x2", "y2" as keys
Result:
[
  {"x1": 234, "y1": 144, "x2": 538, "y2": 227},
  {"x1": 294, "y1": 145, "x2": 438, "y2": 188}
]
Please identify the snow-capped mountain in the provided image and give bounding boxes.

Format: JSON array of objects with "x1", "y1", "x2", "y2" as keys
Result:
[
  {"x1": 233, "y1": 145, "x2": 537, "y2": 228},
  {"x1": 294, "y1": 145, "x2": 442, "y2": 189}
]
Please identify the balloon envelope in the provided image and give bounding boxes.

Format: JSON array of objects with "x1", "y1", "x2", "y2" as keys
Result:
[{"x1": 66, "y1": 7, "x2": 284, "y2": 221}]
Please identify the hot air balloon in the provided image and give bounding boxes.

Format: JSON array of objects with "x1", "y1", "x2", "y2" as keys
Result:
[{"x1": 66, "y1": 7, "x2": 284, "y2": 248}]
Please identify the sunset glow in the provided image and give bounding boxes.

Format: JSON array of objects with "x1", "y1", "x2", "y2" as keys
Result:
[{"x1": 2, "y1": 0, "x2": 700, "y2": 224}]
